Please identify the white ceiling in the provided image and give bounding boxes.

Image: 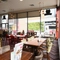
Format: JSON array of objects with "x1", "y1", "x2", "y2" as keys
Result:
[{"x1": 0, "y1": 0, "x2": 57, "y2": 14}]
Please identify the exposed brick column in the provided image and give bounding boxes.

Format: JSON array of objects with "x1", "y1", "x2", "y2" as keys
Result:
[
  {"x1": 56, "y1": 6, "x2": 60, "y2": 39},
  {"x1": 56, "y1": 6, "x2": 60, "y2": 60},
  {"x1": 49, "y1": 6, "x2": 60, "y2": 60}
]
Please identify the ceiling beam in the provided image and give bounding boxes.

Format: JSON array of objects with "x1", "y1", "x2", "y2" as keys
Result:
[{"x1": 0, "y1": 5, "x2": 56, "y2": 15}]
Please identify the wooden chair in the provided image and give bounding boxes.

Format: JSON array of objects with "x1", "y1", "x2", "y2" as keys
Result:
[
  {"x1": 9, "y1": 35, "x2": 17, "y2": 45},
  {"x1": 38, "y1": 38, "x2": 51, "y2": 60},
  {"x1": 34, "y1": 49, "x2": 43, "y2": 60}
]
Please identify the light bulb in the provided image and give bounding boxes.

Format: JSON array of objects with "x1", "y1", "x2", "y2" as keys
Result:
[{"x1": 20, "y1": 0, "x2": 23, "y2": 1}]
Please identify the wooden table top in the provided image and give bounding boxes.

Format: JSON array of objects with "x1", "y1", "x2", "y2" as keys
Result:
[
  {"x1": 0, "y1": 51, "x2": 33, "y2": 60},
  {"x1": 24, "y1": 38, "x2": 46, "y2": 47}
]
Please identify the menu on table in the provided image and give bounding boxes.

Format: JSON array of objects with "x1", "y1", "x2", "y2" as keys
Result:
[{"x1": 11, "y1": 42, "x2": 23, "y2": 60}]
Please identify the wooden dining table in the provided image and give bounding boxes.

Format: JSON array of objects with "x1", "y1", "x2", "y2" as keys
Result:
[
  {"x1": 0, "y1": 51, "x2": 33, "y2": 60},
  {"x1": 23, "y1": 38, "x2": 46, "y2": 55},
  {"x1": 24, "y1": 38, "x2": 46, "y2": 47}
]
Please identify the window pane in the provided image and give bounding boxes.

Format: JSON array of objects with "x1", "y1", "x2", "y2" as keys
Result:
[
  {"x1": 9, "y1": 19, "x2": 17, "y2": 34},
  {"x1": 2, "y1": 24, "x2": 5, "y2": 29},
  {"x1": 18, "y1": 18, "x2": 27, "y2": 34},
  {"x1": 41, "y1": 8, "x2": 56, "y2": 35},
  {"x1": 28, "y1": 17, "x2": 40, "y2": 36}
]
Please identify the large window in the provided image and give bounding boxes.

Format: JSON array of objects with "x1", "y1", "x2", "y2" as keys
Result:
[
  {"x1": 28, "y1": 17, "x2": 40, "y2": 32},
  {"x1": 9, "y1": 19, "x2": 17, "y2": 34},
  {"x1": 18, "y1": 13, "x2": 27, "y2": 34},
  {"x1": 28, "y1": 10, "x2": 45, "y2": 36},
  {"x1": 7, "y1": 8, "x2": 56, "y2": 35},
  {"x1": 18, "y1": 18, "x2": 27, "y2": 34},
  {"x1": 41, "y1": 8, "x2": 56, "y2": 35}
]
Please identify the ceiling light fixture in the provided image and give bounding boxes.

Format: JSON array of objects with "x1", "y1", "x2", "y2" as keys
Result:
[
  {"x1": 0, "y1": 0, "x2": 7, "y2": 2},
  {"x1": 2, "y1": 10, "x2": 6, "y2": 12},
  {"x1": 30, "y1": 4, "x2": 34, "y2": 6},
  {"x1": 20, "y1": 0, "x2": 23, "y2": 1}
]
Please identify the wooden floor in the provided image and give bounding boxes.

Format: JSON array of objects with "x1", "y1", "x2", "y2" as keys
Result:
[
  {"x1": 0, "y1": 51, "x2": 10, "y2": 60},
  {"x1": 0, "y1": 44, "x2": 50, "y2": 60},
  {"x1": 0, "y1": 51, "x2": 47, "y2": 60},
  {"x1": 0, "y1": 45, "x2": 13, "y2": 60}
]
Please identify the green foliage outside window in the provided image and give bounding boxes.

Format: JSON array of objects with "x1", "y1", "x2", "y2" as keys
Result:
[{"x1": 28, "y1": 22, "x2": 44, "y2": 32}]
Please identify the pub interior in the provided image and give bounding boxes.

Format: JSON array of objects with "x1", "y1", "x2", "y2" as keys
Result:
[{"x1": 0, "y1": 0, "x2": 60, "y2": 60}]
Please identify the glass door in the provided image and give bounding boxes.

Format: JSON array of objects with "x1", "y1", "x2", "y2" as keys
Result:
[{"x1": 1, "y1": 23, "x2": 8, "y2": 30}]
